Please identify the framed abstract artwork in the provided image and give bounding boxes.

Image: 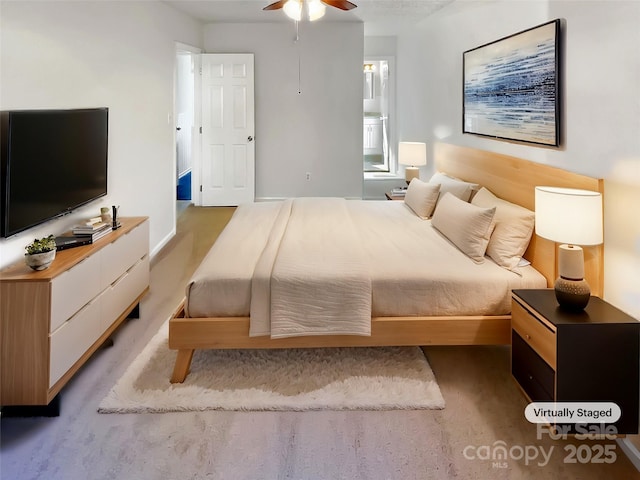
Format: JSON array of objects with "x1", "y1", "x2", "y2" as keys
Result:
[{"x1": 463, "y1": 19, "x2": 561, "y2": 147}]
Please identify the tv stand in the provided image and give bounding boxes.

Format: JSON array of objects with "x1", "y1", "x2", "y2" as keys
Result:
[{"x1": 0, "y1": 217, "x2": 149, "y2": 413}]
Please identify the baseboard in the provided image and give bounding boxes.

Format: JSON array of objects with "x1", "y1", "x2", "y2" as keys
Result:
[
  {"x1": 151, "y1": 228, "x2": 175, "y2": 259},
  {"x1": 255, "y1": 197, "x2": 287, "y2": 202}
]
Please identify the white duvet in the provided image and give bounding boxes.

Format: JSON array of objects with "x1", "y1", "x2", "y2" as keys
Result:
[{"x1": 184, "y1": 199, "x2": 547, "y2": 338}]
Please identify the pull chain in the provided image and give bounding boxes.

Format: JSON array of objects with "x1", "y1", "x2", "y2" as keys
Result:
[
  {"x1": 298, "y1": 49, "x2": 301, "y2": 95},
  {"x1": 294, "y1": 21, "x2": 301, "y2": 94}
]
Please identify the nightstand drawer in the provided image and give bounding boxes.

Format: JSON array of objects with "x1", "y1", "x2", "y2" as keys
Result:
[
  {"x1": 512, "y1": 331, "x2": 555, "y2": 402},
  {"x1": 512, "y1": 299, "x2": 556, "y2": 369}
]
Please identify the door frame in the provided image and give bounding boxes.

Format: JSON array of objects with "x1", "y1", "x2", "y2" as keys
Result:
[
  {"x1": 363, "y1": 56, "x2": 396, "y2": 174},
  {"x1": 173, "y1": 42, "x2": 202, "y2": 208}
]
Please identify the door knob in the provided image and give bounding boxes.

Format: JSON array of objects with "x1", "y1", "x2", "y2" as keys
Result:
[{"x1": 248, "y1": 136, "x2": 254, "y2": 142}]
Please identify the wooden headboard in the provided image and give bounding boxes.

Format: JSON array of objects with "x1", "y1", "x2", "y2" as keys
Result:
[{"x1": 434, "y1": 142, "x2": 604, "y2": 296}]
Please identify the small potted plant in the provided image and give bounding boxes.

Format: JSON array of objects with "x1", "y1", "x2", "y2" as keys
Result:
[{"x1": 25, "y1": 235, "x2": 57, "y2": 270}]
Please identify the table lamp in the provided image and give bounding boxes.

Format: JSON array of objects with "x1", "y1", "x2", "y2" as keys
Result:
[
  {"x1": 398, "y1": 142, "x2": 427, "y2": 183},
  {"x1": 534, "y1": 186, "x2": 603, "y2": 310}
]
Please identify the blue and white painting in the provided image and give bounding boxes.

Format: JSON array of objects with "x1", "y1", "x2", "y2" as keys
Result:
[{"x1": 463, "y1": 20, "x2": 560, "y2": 146}]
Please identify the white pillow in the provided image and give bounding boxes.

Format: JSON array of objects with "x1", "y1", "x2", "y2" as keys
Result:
[
  {"x1": 404, "y1": 178, "x2": 441, "y2": 219},
  {"x1": 471, "y1": 187, "x2": 535, "y2": 270},
  {"x1": 431, "y1": 192, "x2": 496, "y2": 263},
  {"x1": 428, "y1": 172, "x2": 479, "y2": 203}
]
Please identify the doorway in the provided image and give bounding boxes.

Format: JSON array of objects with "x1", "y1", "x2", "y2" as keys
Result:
[
  {"x1": 174, "y1": 49, "x2": 255, "y2": 209},
  {"x1": 174, "y1": 43, "x2": 200, "y2": 215},
  {"x1": 363, "y1": 57, "x2": 395, "y2": 173}
]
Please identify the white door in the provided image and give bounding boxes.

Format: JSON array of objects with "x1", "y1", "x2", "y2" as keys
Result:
[{"x1": 200, "y1": 54, "x2": 255, "y2": 206}]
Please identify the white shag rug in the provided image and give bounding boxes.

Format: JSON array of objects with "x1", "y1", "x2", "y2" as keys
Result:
[{"x1": 98, "y1": 321, "x2": 445, "y2": 413}]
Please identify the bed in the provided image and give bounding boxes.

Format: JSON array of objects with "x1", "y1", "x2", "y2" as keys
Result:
[{"x1": 169, "y1": 143, "x2": 604, "y2": 383}]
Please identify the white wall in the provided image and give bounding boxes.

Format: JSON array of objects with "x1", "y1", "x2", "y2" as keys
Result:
[
  {"x1": 395, "y1": 0, "x2": 640, "y2": 318},
  {"x1": 204, "y1": 22, "x2": 364, "y2": 200},
  {"x1": 0, "y1": 1, "x2": 202, "y2": 269}
]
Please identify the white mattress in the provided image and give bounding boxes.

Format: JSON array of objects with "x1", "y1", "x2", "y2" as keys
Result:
[{"x1": 185, "y1": 199, "x2": 546, "y2": 323}]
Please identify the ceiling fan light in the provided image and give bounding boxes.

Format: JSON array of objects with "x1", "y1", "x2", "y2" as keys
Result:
[
  {"x1": 283, "y1": 0, "x2": 302, "y2": 21},
  {"x1": 307, "y1": 0, "x2": 326, "y2": 21}
]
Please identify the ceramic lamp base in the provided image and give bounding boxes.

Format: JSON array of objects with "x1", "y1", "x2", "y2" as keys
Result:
[
  {"x1": 405, "y1": 167, "x2": 419, "y2": 183},
  {"x1": 554, "y1": 276, "x2": 591, "y2": 311}
]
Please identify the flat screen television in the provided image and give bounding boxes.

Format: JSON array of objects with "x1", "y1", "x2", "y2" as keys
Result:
[{"x1": 1, "y1": 108, "x2": 108, "y2": 237}]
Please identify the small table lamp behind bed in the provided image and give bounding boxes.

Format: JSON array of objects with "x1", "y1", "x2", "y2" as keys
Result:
[{"x1": 399, "y1": 142, "x2": 427, "y2": 184}]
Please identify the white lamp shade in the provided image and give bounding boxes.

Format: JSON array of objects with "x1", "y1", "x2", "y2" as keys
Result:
[
  {"x1": 398, "y1": 142, "x2": 427, "y2": 167},
  {"x1": 283, "y1": 0, "x2": 302, "y2": 21},
  {"x1": 307, "y1": 0, "x2": 326, "y2": 21},
  {"x1": 534, "y1": 186, "x2": 603, "y2": 246}
]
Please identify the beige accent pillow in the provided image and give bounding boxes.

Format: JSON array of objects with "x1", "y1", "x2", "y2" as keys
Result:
[
  {"x1": 428, "y1": 172, "x2": 479, "y2": 203},
  {"x1": 404, "y1": 178, "x2": 441, "y2": 219},
  {"x1": 471, "y1": 187, "x2": 535, "y2": 270},
  {"x1": 431, "y1": 192, "x2": 496, "y2": 263}
]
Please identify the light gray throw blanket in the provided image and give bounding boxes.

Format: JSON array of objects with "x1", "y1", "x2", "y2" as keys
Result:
[{"x1": 250, "y1": 198, "x2": 372, "y2": 338}]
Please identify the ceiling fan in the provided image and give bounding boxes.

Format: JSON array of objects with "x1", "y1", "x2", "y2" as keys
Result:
[{"x1": 264, "y1": 0, "x2": 357, "y2": 22}]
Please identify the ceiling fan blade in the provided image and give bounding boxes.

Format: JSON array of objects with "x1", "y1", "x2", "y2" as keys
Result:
[
  {"x1": 263, "y1": 0, "x2": 288, "y2": 11},
  {"x1": 321, "y1": 0, "x2": 357, "y2": 11}
]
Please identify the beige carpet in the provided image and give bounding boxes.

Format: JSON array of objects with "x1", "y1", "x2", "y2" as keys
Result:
[{"x1": 98, "y1": 320, "x2": 445, "y2": 413}]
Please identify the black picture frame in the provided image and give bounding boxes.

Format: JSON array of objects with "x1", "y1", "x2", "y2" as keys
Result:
[{"x1": 463, "y1": 19, "x2": 561, "y2": 147}]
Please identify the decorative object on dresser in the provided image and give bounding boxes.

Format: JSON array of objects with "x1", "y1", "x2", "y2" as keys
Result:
[
  {"x1": 112, "y1": 205, "x2": 121, "y2": 230},
  {"x1": 72, "y1": 217, "x2": 112, "y2": 242},
  {"x1": 511, "y1": 289, "x2": 639, "y2": 434},
  {"x1": 100, "y1": 206, "x2": 112, "y2": 224},
  {"x1": 398, "y1": 141, "x2": 427, "y2": 183},
  {"x1": 534, "y1": 186, "x2": 603, "y2": 310},
  {"x1": 24, "y1": 235, "x2": 57, "y2": 271},
  {"x1": 99, "y1": 321, "x2": 444, "y2": 414},
  {"x1": 55, "y1": 216, "x2": 114, "y2": 251},
  {"x1": 0, "y1": 217, "x2": 150, "y2": 416}
]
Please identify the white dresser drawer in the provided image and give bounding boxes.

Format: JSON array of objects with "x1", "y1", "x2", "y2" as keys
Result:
[
  {"x1": 49, "y1": 293, "x2": 103, "y2": 387},
  {"x1": 50, "y1": 252, "x2": 102, "y2": 333},
  {"x1": 101, "y1": 256, "x2": 149, "y2": 331},
  {"x1": 101, "y1": 220, "x2": 149, "y2": 289}
]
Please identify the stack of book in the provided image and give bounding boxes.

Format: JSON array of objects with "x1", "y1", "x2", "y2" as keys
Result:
[
  {"x1": 72, "y1": 217, "x2": 112, "y2": 242},
  {"x1": 390, "y1": 187, "x2": 407, "y2": 197}
]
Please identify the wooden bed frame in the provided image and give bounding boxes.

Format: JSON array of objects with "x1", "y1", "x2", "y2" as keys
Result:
[{"x1": 168, "y1": 143, "x2": 604, "y2": 383}]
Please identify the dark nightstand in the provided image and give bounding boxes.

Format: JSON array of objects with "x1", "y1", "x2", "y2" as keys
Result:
[{"x1": 511, "y1": 289, "x2": 640, "y2": 434}]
